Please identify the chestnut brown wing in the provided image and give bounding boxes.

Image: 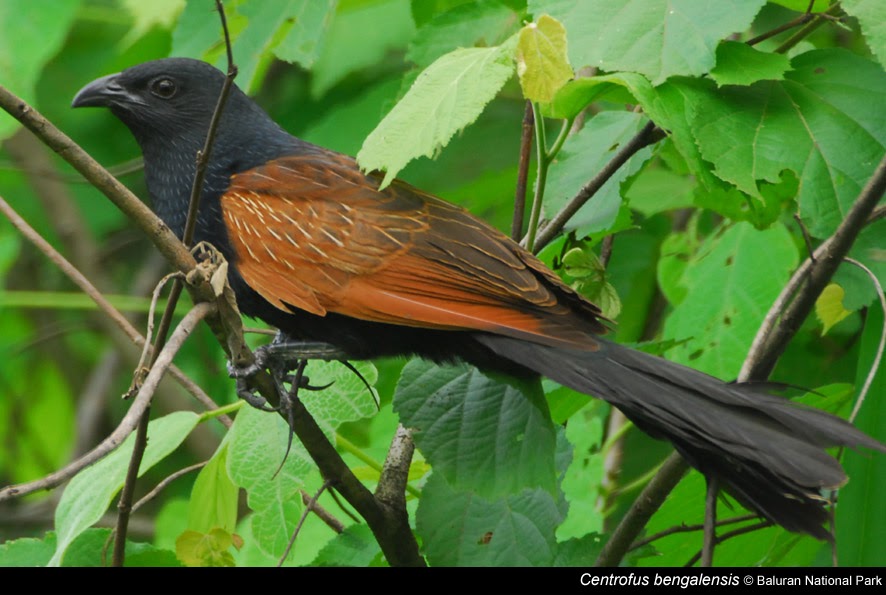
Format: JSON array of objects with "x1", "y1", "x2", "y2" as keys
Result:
[{"x1": 221, "y1": 152, "x2": 606, "y2": 351}]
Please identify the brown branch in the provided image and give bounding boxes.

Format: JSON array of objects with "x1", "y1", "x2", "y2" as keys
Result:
[
  {"x1": 684, "y1": 520, "x2": 773, "y2": 567},
  {"x1": 529, "y1": 121, "x2": 664, "y2": 252},
  {"x1": 596, "y1": 151, "x2": 886, "y2": 568},
  {"x1": 511, "y1": 101, "x2": 533, "y2": 240},
  {"x1": 375, "y1": 424, "x2": 415, "y2": 512}
]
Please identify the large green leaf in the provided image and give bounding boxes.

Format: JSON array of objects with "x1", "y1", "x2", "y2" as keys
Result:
[
  {"x1": 310, "y1": 0, "x2": 415, "y2": 97},
  {"x1": 188, "y1": 442, "x2": 239, "y2": 534},
  {"x1": 660, "y1": 221, "x2": 798, "y2": 378},
  {"x1": 0, "y1": 0, "x2": 81, "y2": 141},
  {"x1": 357, "y1": 37, "x2": 517, "y2": 187},
  {"x1": 393, "y1": 360, "x2": 558, "y2": 498},
  {"x1": 529, "y1": 0, "x2": 766, "y2": 84},
  {"x1": 311, "y1": 524, "x2": 383, "y2": 566},
  {"x1": 172, "y1": 0, "x2": 335, "y2": 92},
  {"x1": 544, "y1": 111, "x2": 653, "y2": 234},
  {"x1": 406, "y1": 0, "x2": 519, "y2": 67},
  {"x1": 709, "y1": 41, "x2": 791, "y2": 87},
  {"x1": 678, "y1": 49, "x2": 886, "y2": 238},
  {"x1": 50, "y1": 411, "x2": 200, "y2": 566},
  {"x1": 837, "y1": 305, "x2": 886, "y2": 566},
  {"x1": 227, "y1": 360, "x2": 377, "y2": 558},
  {"x1": 843, "y1": 0, "x2": 886, "y2": 68},
  {"x1": 415, "y1": 469, "x2": 566, "y2": 566}
]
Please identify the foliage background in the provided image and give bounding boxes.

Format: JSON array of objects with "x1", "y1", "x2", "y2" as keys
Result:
[{"x1": 0, "y1": 0, "x2": 883, "y2": 567}]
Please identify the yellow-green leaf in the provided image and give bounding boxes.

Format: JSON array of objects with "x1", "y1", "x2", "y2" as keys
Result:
[
  {"x1": 176, "y1": 528, "x2": 237, "y2": 567},
  {"x1": 517, "y1": 15, "x2": 573, "y2": 103},
  {"x1": 816, "y1": 283, "x2": 853, "y2": 335}
]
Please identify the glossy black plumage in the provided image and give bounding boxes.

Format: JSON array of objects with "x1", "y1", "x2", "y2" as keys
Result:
[{"x1": 73, "y1": 58, "x2": 884, "y2": 540}]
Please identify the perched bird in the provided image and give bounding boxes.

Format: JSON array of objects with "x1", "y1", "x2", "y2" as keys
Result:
[{"x1": 73, "y1": 58, "x2": 882, "y2": 540}]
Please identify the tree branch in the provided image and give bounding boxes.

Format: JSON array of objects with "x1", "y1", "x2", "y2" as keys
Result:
[{"x1": 596, "y1": 151, "x2": 886, "y2": 567}]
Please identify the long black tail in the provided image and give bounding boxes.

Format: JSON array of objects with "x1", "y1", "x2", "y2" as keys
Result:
[{"x1": 477, "y1": 335, "x2": 884, "y2": 540}]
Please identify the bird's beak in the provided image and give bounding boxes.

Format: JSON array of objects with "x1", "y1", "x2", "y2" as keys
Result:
[{"x1": 71, "y1": 72, "x2": 126, "y2": 108}]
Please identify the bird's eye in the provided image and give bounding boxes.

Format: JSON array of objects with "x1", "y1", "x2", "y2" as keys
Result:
[{"x1": 150, "y1": 78, "x2": 177, "y2": 99}]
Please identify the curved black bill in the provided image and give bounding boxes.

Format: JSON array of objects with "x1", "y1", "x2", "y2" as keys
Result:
[{"x1": 71, "y1": 73, "x2": 124, "y2": 108}]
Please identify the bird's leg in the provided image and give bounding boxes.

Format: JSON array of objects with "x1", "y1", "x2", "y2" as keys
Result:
[{"x1": 228, "y1": 332, "x2": 347, "y2": 410}]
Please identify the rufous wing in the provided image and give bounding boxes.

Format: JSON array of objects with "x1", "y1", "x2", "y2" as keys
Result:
[{"x1": 221, "y1": 153, "x2": 606, "y2": 351}]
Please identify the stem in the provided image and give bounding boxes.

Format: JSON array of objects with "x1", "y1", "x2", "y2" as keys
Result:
[
  {"x1": 511, "y1": 101, "x2": 534, "y2": 240},
  {"x1": 524, "y1": 102, "x2": 549, "y2": 253}
]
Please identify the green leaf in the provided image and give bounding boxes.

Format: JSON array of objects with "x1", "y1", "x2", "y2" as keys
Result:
[
  {"x1": 837, "y1": 305, "x2": 886, "y2": 566},
  {"x1": 189, "y1": 442, "x2": 239, "y2": 534},
  {"x1": 311, "y1": 524, "x2": 383, "y2": 566},
  {"x1": 235, "y1": 0, "x2": 334, "y2": 90},
  {"x1": 544, "y1": 111, "x2": 653, "y2": 234},
  {"x1": 358, "y1": 37, "x2": 517, "y2": 187},
  {"x1": 416, "y1": 470, "x2": 566, "y2": 566},
  {"x1": 661, "y1": 222, "x2": 799, "y2": 378},
  {"x1": 271, "y1": 0, "x2": 336, "y2": 68},
  {"x1": 50, "y1": 411, "x2": 200, "y2": 566},
  {"x1": 815, "y1": 283, "x2": 852, "y2": 335},
  {"x1": 681, "y1": 49, "x2": 886, "y2": 237},
  {"x1": 516, "y1": 15, "x2": 573, "y2": 103},
  {"x1": 0, "y1": 535, "x2": 55, "y2": 567},
  {"x1": 624, "y1": 160, "x2": 697, "y2": 217},
  {"x1": 0, "y1": 0, "x2": 81, "y2": 141},
  {"x1": 171, "y1": 0, "x2": 335, "y2": 92},
  {"x1": 406, "y1": 0, "x2": 519, "y2": 67},
  {"x1": 226, "y1": 405, "x2": 312, "y2": 558},
  {"x1": 311, "y1": 0, "x2": 416, "y2": 97},
  {"x1": 553, "y1": 534, "x2": 605, "y2": 566},
  {"x1": 118, "y1": 0, "x2": 185, "y2": 49},
  {"x1": 394, "y1": 360, "x2": 558, "y2": 498},
  {"x1": 561, "y1": 247, "x2": 622, "y2": 320},
  {"x1": 546, "y1": 73, "x2": 644, "y2": 120},
  {"x1": 530, "y1": 0, "x2": 767, "y2": 84},
  {"x1": 842, "y1": 0, "x2": 886, "y2": 68},
  {"x1": 227, "y1": 360, "x2": 377, "y2": 558},
  {"x1": 555, "y1": 404, "x2": 606, "y2": 541},
  {"x1": 709, "y1": 41, "x2": 791, "y2": 86}
]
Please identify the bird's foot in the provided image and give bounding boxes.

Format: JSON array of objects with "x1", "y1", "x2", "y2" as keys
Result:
[{"x1": 228, "y1": 333, "x2": 347, "y2": 410}]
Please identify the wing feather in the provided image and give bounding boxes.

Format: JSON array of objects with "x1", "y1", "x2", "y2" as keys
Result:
[{"x1": 221, "y1": 153, "x2": 606, "y2": 350}]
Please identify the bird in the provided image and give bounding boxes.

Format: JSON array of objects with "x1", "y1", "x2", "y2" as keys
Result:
[{"x1": 72, "y1": 57, "x2": 882, "y2": 541}]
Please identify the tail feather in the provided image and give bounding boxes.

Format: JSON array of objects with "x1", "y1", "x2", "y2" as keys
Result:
[{"x1": 476, "y1": 335, "x2": 885, "y2": 540}]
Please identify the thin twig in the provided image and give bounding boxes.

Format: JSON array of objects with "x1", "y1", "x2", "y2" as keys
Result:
[
  {"x1": 133, "y1": 462, "x2": 208, "y2": 513},
  {"x1": 597, "y1": 154, "x2": 886, "y2": 568},
  {"x1": 701, "y1": 477, "x2": 718, "y2": 567},
  {"x1": 0, "y1": 302, "x2": 215, "y2": 502},
  {"x1": 528, "y1": 121, "x2": 663, "y2": 252},
  {"x1": 629, "y1": 514, "x2": 758, "y2": 550},
  {"x1": 511, "y1": 101, "x2": 534, "y2": 240},
  {"x1": 300, "y1": 490, "x2": 345, "y2": 533},
  {"x1": 182, "y1": 0, "x2": 237, "y2": 247},
  {"x1": 684, "y1": 521, "x2": 773, "y2": 567},
  {"x1": 774, "y1": 4, "x2": 843, "y2": 54},
  {"x1": 279, "y1": 481, "x2": 331, "y2": 566},
  {"x1": 843, "y1": 258, "x2": 886, "y2": 424}
]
